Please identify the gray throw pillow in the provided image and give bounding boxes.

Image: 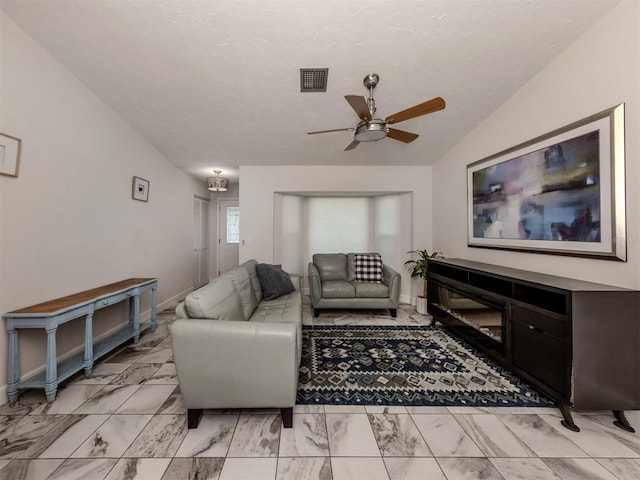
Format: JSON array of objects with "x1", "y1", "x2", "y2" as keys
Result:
[{"x1": 256, "y1": 263, "x2": 295, "y2": 300}]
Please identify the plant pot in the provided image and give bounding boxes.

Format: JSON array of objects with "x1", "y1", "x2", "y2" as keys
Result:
[{"x1": 415, "y1": 296, "x2": 428, "y2": 315}]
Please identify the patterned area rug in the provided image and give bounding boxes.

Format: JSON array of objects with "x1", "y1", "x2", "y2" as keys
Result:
[{"x1": 297, "y1": 325, "x2": 554, "y2": 407}]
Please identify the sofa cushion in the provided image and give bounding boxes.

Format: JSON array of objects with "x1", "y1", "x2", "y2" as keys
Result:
[
  {"x1": 226, "y1": 264, "x2": 259, "y2": 320},
  {"x1": 242, "y1": 260, "x2": 263, "y2": 304},
  {"x1": 251, "y1": 300, "x2": 303, "y2": 366},
  {"x1": 259, "y1": 289, "x2": 302, "y2": 308},
  {"x1": 313, "y1": 253, "x2": 348, "y2": 281},
  {"x1": 185, "y1": 277, "x2": 245, "y2": 320},
  {"x1": 354, "y1": 253, "x2": 383, "y2": 283},
  {"x1": 256, "y1": 263, "x2": 296, "y2": 300},
  {"x1": 354, "y1": 282, "x2": 390, "y2": 298},
  {"x1": 321, "y1": 280, "x2": 356, "y2": 298},
  {"x1": 251, "y1": 302, "x2": 301, "y2": 324}
]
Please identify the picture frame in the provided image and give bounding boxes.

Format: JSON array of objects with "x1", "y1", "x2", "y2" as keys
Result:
[
  {"x1": 0, "y1": 133, "x2": 22, "y2": 177},
  {"x1": 132, "y1": 176, "x2": 150, "y2": 202},
  {"x1": 467, "y1": 103, "x2": 626, "y2": 261}
]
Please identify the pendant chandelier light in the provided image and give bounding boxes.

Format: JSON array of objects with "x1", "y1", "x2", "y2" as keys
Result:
[{"x1": 207, "y1": 170, "x2": 229, "y2": 192}]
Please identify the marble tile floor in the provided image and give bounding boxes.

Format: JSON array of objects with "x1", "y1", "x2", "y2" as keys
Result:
[{"x1": 0, "y1": 302, "x2": 638, "y2": 480}]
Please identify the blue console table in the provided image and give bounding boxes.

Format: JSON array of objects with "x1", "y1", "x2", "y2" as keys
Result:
[{"x1": 3, "y1": 278, "x2": 157, "y2": 405}]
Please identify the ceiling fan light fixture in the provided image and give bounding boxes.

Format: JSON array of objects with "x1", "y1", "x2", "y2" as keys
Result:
[
  {"x1": 354, "y1": 119, "x2": 387, "y2": 142},
  {"x1": 207, "y1": 170, "x2": 229, "y2": 192},
  {"x1": 306, "y1": 73, "x2": 444, "y2": 150}
]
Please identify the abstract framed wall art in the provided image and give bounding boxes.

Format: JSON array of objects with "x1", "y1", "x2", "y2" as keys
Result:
[{"x1": 467, "y1": 104, "x2": 626, "y2": 261}]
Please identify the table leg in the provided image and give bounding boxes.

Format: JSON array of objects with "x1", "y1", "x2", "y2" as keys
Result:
[
  {"x1": 151, "y1": 282, "x2": 157, "y2": 333},
  {"x1": 84, "y1": 312, "x2": 94, "y2": 377},
  {"x1": 131, "y1": 294, "x2": 141, "y2": 343},
  {"x1": 45, "y1": 325, "x2": 58, "y2": 403},
  {"x1": 128, "y1": 292, "x2": 134, "y2": 327},
  {"x1": 7, "y1": 323, "x2": 20, "y2": 406}
]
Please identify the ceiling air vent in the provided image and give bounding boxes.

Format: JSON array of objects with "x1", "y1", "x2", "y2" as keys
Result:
[{"x1": 300, "y1": 68, "x2": 328, "y2": 92}]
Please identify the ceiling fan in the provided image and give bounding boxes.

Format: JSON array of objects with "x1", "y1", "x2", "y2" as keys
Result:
[{"x1": 307, "y1": 73, "x2": 445, "y2": 151}]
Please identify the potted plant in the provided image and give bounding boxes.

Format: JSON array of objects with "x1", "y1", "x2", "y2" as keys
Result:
[{"x1": 404, "y1": 249, "x2": 443, "y2": 314}]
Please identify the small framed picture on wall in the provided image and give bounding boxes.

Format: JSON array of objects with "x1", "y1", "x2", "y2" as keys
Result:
[
  {"x1": 132, "y1": 176, "x2": 150, "y2": 202},
  {"x1": 0, "y1": 133, "x2": 22, "y2": 177}
]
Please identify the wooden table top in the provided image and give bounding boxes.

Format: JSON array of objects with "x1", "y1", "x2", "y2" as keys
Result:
[{"x1": 5, "y1": 278, "x2": 156, "y2": 315}]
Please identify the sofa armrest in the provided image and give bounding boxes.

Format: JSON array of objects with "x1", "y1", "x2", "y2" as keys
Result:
[
  {"x1": 308, "y1": 262, "x2": 322, "y2": 305},
  {"x1": 383, "y1": 264, "x2": 401, "y2": 306},
  {"x1": 169, "y1": 318, "x2": 299, "y2": 408},
  {"x1": 289, "y1": 273, "x2": 301, "y2": 291},
  {"x1": 175, "y1": 301, "x2": 188, "y2": 319}
]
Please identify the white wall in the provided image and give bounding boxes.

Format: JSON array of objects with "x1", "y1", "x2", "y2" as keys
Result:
[
  {"x1": 239, "y1": 165, "x2": 434, "y2": 302},
  {"x1": 433, "y1": 1, "x2": 640, "y2": 289},
  {"x1": 0, "y1": 13, "x2": 209, "y2": 402}
]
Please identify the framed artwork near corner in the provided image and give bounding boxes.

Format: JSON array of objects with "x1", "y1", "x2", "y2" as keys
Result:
[
  {"x1": 132, "y1": 176, "x2": 150, "y2": 202},
  {"x1": 0, "y1": 133, "x2": 22, "y2": 177},
  {"x1": 467, "y1": 103, "x2": 626, "y2": 261}
]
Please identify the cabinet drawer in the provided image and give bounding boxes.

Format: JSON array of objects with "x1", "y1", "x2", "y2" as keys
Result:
[
  {"x1": 512, "y1": 320, "x2": 568, "y2": 397},
  {"x1": 511, "y1": 304, "x2": 566, "y2": 339},
  {"x1": 96, "y1": 291, "x2": 131, "y2": 309}
]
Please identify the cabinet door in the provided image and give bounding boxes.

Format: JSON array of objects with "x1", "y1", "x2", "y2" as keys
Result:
[{"x1": 511, "y1": 306, "x2": 569, "y2": 398}]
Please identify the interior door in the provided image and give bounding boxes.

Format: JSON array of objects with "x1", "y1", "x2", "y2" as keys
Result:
[
  {"x1": 218, "y1": 199, "x2": 239, "y2": 275},
  {"x1": 193, "y1": 196, "x2": 209, "y2": 288}
]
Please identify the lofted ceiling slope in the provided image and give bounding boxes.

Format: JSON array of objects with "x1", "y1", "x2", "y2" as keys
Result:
[{"x1": 1, "y1": 0, "x2": 619, "y2": 183}]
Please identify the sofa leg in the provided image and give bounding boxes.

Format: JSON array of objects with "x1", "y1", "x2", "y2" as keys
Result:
[
  {"x1": 390, "y1": 308, "x2": 397, "y2": 318},
  {"x1": 187, "y1": 408, "x2": 203, "y2": 429},
  {"x1": 281, "y1": 407, "x2": 293, "y2": 428},
  {"x1": 313, "y1": 308, "x2": 319, "y2": 318}
]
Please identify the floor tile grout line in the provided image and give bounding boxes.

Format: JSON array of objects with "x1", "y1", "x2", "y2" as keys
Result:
[
  {"x1": 453, "y1": 411, "x2": 543, "y2": 459},
  {"x1": 62, "y1": 411, "x2": 112, "y2": 461},
  {"x1": 592, "y1": 457, "x2": 635, "y2": 480},
  {"x1": 493, "y1": 411, "x2": 592, "y2": 460},
  {"x1": 404, "y1": 408, "x2": 437, "y2": 459}
]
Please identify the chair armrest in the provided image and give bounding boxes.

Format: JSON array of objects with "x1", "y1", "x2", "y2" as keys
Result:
[
  {"x1": 383, "y1": 264, "x2": 401, "y2": 306},
  {"x1": 308, "y1": 262, "x2": 322, "y2": 305},
  {"x1": 169, "y1": 319, "x2": 299, "y2": 407}
]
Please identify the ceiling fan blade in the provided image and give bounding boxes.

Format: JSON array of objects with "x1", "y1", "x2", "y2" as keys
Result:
[
  {"x1": 385, "y1": 96, "x2": 446, "y2": 124},
  {"x1": 307, "y1": 127, "x2": 354, "y2": 135},
  {"x1": 345, "y1": 95, "x2": 372, "y2": 121},
  {"x1": 387, "y1": 128, "x2": 419, "y2": 143},
  {"x1": 344, "y1": 139, "x2": 360, "y2": 151}
]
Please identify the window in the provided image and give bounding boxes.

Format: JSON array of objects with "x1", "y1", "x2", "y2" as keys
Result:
[
  {"x1": 307, "y1": 197, "x2": 370, "y2": 254},
  {"x1": 226, "y1": 206, "x2": 240, "y2": 243},
  {"x1": 273, "y1": 193, "x2": 411, "y2": 283}
]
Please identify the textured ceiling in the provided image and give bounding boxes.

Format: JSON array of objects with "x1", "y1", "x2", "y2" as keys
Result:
[{"x1": 1, "y1": 0, "x2": 619, "y2": 183}]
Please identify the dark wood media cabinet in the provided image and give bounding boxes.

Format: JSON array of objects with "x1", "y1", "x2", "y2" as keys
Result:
[{"x1": 427, "y1": 258, "x2": 639, "y2": 432}]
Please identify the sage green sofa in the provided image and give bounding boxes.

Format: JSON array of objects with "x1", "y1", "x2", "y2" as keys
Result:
[
  {"x1": 309, "y1": 253, "x2": 401, "y2": 317},
  {"x1": 170, "y1": 260, "x2": 302, "y2": 429}
]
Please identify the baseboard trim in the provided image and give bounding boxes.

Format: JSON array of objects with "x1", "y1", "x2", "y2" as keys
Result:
[
  {"x1": 399, "y1": 294, "x2": 412, "y2": 305},
  {"x1": 158, "y1": 287, "x2": 193, "y2": 312}
]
